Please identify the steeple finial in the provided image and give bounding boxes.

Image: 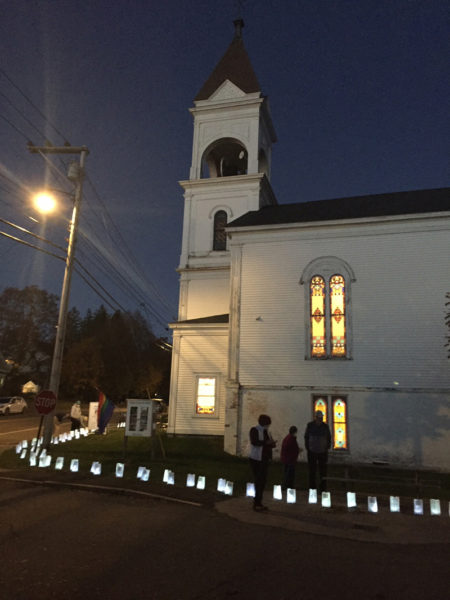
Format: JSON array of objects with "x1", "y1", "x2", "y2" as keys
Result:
[{"x1": 233, "y1": 18, "x2": 244, "y2": 40}]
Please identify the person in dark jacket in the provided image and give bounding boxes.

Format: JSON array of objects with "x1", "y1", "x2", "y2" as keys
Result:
[
  {"x1": 304, "y1": 411, "x2": 331, "y2": 492},
  {"x1": 249, "y1": 414, "x2": 277, "y2": 511},
  {"x1": 280, "y1": 425, "x2": 300, "y2": 490}
]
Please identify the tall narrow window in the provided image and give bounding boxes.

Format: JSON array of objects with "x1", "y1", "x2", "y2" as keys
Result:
[
  {"x1": 213, "y1": 210, "x2": 227, "y2": 251},
  {"x1": 196, "y1": 377, "x2": 216, "y2": 415},
  {"x1": 332, "y1": 397, "x2": 348, "y2": 450},
  {"x1": 310, "y1": 276, "x2": 326, "y2": 357},
  {"x1": 313, "y1": 396, "x2": 328, "y2": 423},
  {"x1": 309, "y1": 273, "x2": 347, "y2": 358},
  {"x1": 330, "y1": 275, "x2": 346, "y2": 357}
]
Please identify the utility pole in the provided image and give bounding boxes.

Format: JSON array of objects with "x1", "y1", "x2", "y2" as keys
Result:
[{"x1": 28, "y1": 144, "x2": 89, "y2": 448}]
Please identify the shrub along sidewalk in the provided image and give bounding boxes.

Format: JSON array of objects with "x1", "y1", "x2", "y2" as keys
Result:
[{"x1": 1, "y1": 431, "x2": 448, "y2": 501}]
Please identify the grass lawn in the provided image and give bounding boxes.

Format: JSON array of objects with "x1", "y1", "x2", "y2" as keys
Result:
[{"x1": 1, "y1": 430, "x2": 449, "y2": 500}]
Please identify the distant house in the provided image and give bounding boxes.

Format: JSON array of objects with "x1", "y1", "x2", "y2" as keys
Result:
[
  {"x1": 22, "y1": 380, "x2": 40, "y2": 395},
  {"x1": 167, "y1": 21, "x2": 450, "y2": 471}
]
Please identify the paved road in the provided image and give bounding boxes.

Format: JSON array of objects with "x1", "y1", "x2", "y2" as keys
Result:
[
  {"x1": 1, "y1": 479, "x2": 449, "y2": 600},
  {"x1": 0, "y1": 409, "x2": 125, "y2": 448},
  {"x1": 0, "y1": 413, "x2": 45, "y2": 448}
]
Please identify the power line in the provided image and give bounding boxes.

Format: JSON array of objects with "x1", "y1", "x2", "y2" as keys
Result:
[
  {"x1": 0, "y1": 227, "x2": 126, "y2": 313},
  {"x1": 0, "y1": 90, "x2": 47, "y2": 140},
  {"x1": 0, "y1": 218, "x2": 66, "y2": 252},
  {"x1": 0, "y1": 67, "x2": 68, "y2": 142},
  {"x1": 84, "y1": 175, "x2": 177, "y2": 315},
  {"x1": 1, "y1": 71, "x2": 175, "y2": 329},
  {"x1": 0, "y1": 112, "x2": 29, "y2": 141},
  {"x1": 0, "y1": 230, "x2": 65, "y2": 261},
  {"x1": 74, "y1": 258, "x2": 128, "y2": 313}
]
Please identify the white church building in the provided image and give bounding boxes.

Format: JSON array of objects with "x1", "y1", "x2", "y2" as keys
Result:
[{"x1": 167, "y1": 20, "x2": 450, "y2": 472}]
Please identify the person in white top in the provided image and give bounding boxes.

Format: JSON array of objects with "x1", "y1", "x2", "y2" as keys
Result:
[
  {"x1": 70, "y1": 400, "x2": 82, "y2": 430},
  {"x1": 249, "y1": 414, "x2": 277, "y2": 511}
]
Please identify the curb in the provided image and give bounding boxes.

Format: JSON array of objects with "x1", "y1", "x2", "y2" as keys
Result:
[{"x1": 0, "y1": 475, "x2": 203, "y2": 507}]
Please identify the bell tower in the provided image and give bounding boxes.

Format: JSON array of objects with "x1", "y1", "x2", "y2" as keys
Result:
[
  {"x1": 168, "y1": 20, "x2": 277, "y2": 438},
  {"x1": 177, "y1": 19, "x2": 277, "y2": 321}
]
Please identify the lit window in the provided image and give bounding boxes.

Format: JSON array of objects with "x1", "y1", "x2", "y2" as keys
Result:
[
  {"x1": 332, "y1": 397, "x2": 348, "y2": 450},
  {"x1": 310, "y1": 277, "x2": 326, "y2": 357},
  {"x1": 312, "y1": 395, "x2": 349, "y2": 450},
  {"x1": 310, "y1": 273, "x2": 346, "y2": 357},
  {"x1": 213, "y1": 211, "x2": 227, "y2": 251},
  {"x1": 301, "y1": 257, "x2": 355, "y2": 359},
  {"x1": 313, "y1": 396, "x2": 328, "y2": 423},
  {"x1": 330, "y1": 275, "x2": 346, "y2": 357},
  {"x1": 196, "y1": 377, "x2": 216, "y2": 415}
]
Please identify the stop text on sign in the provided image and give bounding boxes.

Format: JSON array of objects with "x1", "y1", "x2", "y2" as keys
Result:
[{"x1": 35, "y1": 390, "x2": 57, "y2": 414}]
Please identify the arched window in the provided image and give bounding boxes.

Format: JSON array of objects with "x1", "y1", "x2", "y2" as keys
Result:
[
  {"x1": 201, "y1": 138, "x2": 248, "y2": 178},
  {"x1": 301, "y1": 257, "x2": 355, "y2": 359},
  {"x1": 213, "y1": 210, "x2": 227, "y2": 251}
]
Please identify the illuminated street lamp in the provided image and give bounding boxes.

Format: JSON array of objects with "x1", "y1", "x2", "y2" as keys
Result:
[
  {"x1": 33, "y1": 191, "x2": 57, "y2": 214},
  {"x1": 28, "y1": 144, "x2": 89, "y2": 448}
]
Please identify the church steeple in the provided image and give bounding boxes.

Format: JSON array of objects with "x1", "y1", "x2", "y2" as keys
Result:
[
  {"x1": 177, "y1": 19, "x2": 277, "y2": 287},
  {"x1": 188, "y1": 20, "x2": 276, "y2": 182},
  {"x1": 195, "y1": 19, "x2": 261, "y2": 101}
]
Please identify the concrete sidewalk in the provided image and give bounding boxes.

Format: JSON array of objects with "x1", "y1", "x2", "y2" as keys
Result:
[{"x1": 216, "y1": 492, "x2": 450, "y2": 545}]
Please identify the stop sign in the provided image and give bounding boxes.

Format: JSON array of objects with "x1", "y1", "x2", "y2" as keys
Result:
[{"x1": 35, "y1": 390, "x2": 57, "y2": 415}]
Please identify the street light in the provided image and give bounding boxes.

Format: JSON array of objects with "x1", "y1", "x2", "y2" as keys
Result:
[
  {"x1": 28, "y1": 144, "x2": 89, "y2": 448},
  {"x1": 33, "y1": 191, "x2": 57, "y2": 214}
]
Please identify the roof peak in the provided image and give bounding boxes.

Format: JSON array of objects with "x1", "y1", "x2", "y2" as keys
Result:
[{"x1": 194, "y1": 20, "x2": 261, "y2": 101}]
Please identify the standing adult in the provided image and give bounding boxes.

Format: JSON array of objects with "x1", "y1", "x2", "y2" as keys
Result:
[
  {"x1": 249, "y1": 414, "x2": 277, "y2": 511},
  {"x1": 281, "y1": 425, "x2": 300, "y2": 490},
  {"x1": 304, "y1": 410, "x2": 331, "y2": 492},
  {"x1": 70, "y1": 400, "x2": 82, "y2": 430}
]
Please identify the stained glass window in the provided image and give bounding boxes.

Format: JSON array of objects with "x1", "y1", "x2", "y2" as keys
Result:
[
  {"x1": 213, "y1": 211, "x2": 227, "y2": 251},
  {"x1": 330, "y1": 275, "x2": 346, "y2": 357},
  {"x1": 311, "y1": 395, "x2": 349, "y2": 450},
  {"x1": 309, "y1": 273, "x2": 347, "y2": 358},
  {"x1": 332, "y1": 397, "x2": 348, "y2": 450},
  {"x1": 310, "y1": 276, "x2": 326, "y2": 357},
  {"x1": 313, "y1": 396, "x2": 328, "y2": 423},
  {"x1": 196, "y1": 377, "x2": 216, "y2": 415}
]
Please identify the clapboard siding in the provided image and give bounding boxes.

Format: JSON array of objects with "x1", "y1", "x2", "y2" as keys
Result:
[
  {"x1": 238, "y1": 223, "x2": 450, "y2": 390},
  {"x1": 238, "y1": 387, "x2": 450, "y2": 470},
  {"x1": 170, "y1": 332, "x2": 227, "y2": 435}
]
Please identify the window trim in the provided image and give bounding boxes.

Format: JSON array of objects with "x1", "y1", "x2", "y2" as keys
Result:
[
  {"x1": 209, "y1": 206, "x2": 232, "y2": 253},
  {"x1": 300, "y1": 257, "x2": 356, "y2": 359},
  {"x1": 312, "y1": 394, "x2": 350, "y2": 452},
  {"x1": 193, "y1": 374, "x2": 221, "y2": 418}
]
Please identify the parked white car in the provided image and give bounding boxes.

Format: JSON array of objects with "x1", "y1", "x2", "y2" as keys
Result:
[{"x1": 0, "y1": 396, "x2": 27, "y2": 415}]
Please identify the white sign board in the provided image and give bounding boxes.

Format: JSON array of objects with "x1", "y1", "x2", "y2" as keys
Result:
[
  {"x1": 125, "y1": 399, "x2": 153, "y2": 437},
  {"x1": 88, "y1": 402, "x2": 98, "y2": 431}
]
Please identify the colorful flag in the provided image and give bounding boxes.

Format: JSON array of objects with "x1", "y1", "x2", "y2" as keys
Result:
[{"x1": 97, "y1": 391, "x2": 114, "y2": 434}]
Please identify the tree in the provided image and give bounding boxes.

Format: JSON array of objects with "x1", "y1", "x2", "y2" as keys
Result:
[
  {"x1": 0, "y1": 286, "x2": 59, "y2": 391},
  {"x1": 61, "y1": 307, "x2": 171, "y2": 403}
]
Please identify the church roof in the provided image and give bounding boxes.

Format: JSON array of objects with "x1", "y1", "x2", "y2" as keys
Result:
[
  {"x1": 195, "y1": 20, "x2": 261, "y2": 101},
  {"x1": 227, "y1": 188, "x2": 450, "y2": 228},
  {"x1": 175, "y1": 314, "x2": 229, "y2": 325}
]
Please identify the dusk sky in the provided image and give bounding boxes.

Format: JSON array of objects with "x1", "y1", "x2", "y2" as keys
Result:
[{"x1": 1, "y1": 1, "x2": 448, "y2": 337}]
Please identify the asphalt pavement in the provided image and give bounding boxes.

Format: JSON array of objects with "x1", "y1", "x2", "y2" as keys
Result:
[{"x1": 1, "y1": 470, "x2": 448, "y2": 546}]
